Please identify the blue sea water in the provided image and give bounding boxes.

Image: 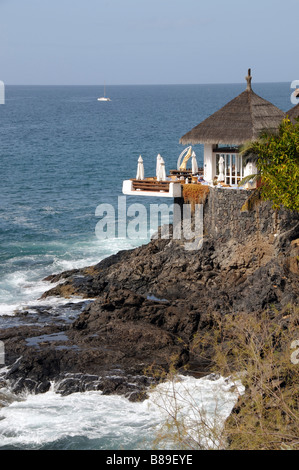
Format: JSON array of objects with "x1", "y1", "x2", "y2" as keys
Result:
[
  {"x1": 0, "y1": 82, "x2": 292, "y2": 313},
  {"x1": 0, "y1": 82, "x2": 293, "y2": 449}
]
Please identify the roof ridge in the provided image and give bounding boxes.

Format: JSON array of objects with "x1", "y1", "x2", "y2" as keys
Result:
[
  {"x1": 179, "y1": 70, "x2": 286, "y2": 146},
  {"x1": 246, "y1": 69, "x2": 255, "y2": 136},
  {"x1": 286, "y1": 102, "x2": 299, "y2": 123},
  {"x1": 247, "y1": 88, "x2": 255, "y2": 137}
]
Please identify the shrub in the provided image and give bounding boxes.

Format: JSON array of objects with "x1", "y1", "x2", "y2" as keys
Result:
[
  {"x1": 241, "y1": 118, "x2": 299, "y2": 211},
  {"x1": 150, "y1": 304, "x2": 299, "y2": 450},
  {"x1": 182, "y1": 184, "x2": 210, "y2": 211},
  {"x1": 193, "y1": 305, "x2": 299, "y2": 450}
]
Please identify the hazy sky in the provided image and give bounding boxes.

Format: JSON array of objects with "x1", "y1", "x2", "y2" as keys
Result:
[{"x1": 0, "y1": 0, "x2": 298, "y2": 85}]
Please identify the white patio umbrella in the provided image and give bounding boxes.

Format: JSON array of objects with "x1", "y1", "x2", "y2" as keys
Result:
[
  {"x1": 156, "y1": 154, "x2": 162, "y2": 179},
  {"x1": 244, "y1": 161, "x2": 258, "y2": 178},
  {"x1": 157, "y1": 157, "x2": 166, "y2": 181},
  {"x1": 136, "y1": 155, "x2": 144, "y2": 180},
  {"x1": 191, "y1": 151, "x2": 198, "y2": 175},
  {"x1": 218, "y1": 156, "x2": 225, "y2": 181}
]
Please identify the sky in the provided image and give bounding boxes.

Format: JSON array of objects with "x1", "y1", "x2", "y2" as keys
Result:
[{"x1": 0, "y1": 0, "x2": 298, "y2": 85}]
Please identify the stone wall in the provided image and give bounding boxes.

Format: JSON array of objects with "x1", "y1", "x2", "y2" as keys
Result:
[{"x1": 203, "y1": 187, "x2": 299, "y2": 243}]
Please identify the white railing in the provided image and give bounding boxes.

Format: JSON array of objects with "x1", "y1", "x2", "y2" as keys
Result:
[{"x1": 214, "y1": 152, "x2": 244, "y2": 186}]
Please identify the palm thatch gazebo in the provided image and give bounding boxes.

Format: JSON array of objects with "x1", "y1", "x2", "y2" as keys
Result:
[
  {"x1": 180, "y1": 69, "x2": 286, "y2": 186},
  {"x1": 287, "y1": 103, "x2": 299, "y2": 124}
]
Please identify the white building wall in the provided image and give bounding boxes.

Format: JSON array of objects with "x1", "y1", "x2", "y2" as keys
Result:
[{"x1": 203, "y1": 144, "x2": 216, "y2": 183}]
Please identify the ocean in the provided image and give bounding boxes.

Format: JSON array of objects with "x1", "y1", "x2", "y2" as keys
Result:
[{"x1": 0, "y1": 83, "x2": 292, "y2": 449}]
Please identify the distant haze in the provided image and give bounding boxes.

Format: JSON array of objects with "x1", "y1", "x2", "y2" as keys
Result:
[{"x1": 0, "y1": 0, "x2": 298, "y2": 85}]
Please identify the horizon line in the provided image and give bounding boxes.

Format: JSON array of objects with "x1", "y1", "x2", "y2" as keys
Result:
[{"x1": 4, "y1": 80, "x2": 292, "y2": 87}]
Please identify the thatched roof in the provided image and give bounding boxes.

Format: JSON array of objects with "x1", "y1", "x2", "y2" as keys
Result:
[
  {"x1": 286, "y1": 103, "x2": 299, "y2": 124},
  {"x1": 180, "y1": 70, "x2": 286, "y2": 146}
]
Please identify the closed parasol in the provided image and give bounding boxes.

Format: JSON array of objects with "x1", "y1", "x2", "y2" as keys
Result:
[
  {"x1": 191, "y1": 151, "x2": 198, "y2": 175},
  {"x1": 136, "y1": 155, "x2": 144, "y2": 180},
  {"x1": 157, "y1": 157, "x2": 166, "y2": 181},
  {"x1": 156, "y1": 154, "x2": 162, "y2": 179},
  {"x1": 218, "y1": 156, "x2": 225, "y2": 181}
]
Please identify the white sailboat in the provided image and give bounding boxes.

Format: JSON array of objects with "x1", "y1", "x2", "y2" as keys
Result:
[{"x1": 97, "y1": 83, "x2": 111, "y2": 101}]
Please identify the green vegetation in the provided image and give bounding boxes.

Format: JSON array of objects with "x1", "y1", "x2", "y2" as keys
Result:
[
  {"x1": 150, "y1": 304, "x2": 299, "y2": 450},
  {"x1": 146, "y1": 360, "x2": 231, "y2": 450},
  {"x1": 195, "y1": 305, "x2": 299, "y2": 450},
  {"x1": 241, "y1": 118, "x2": 299, "y2": 211}
]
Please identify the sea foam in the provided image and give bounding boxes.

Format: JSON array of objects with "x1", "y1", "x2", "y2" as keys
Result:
[{"x1": 0, "y1": 375, "x2": 244, "y2": 450}]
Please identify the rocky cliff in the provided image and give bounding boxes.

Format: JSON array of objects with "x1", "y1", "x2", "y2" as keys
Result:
[{"x1": 0, "y1": 189, "x2": 298, "y2": 400}]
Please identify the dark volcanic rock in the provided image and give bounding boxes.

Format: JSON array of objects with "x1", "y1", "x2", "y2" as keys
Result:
[
  {"x1": 0, "y1": 289, "x2": 195, "y2": 399},
  {"x1": 1, "y1": 196, "x2": 298, "y2": 400}
]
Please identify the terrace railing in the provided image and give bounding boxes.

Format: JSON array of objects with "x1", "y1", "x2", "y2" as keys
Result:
[{"x1": 131, "y1": 179, "x2": 170, "y2": 192}]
